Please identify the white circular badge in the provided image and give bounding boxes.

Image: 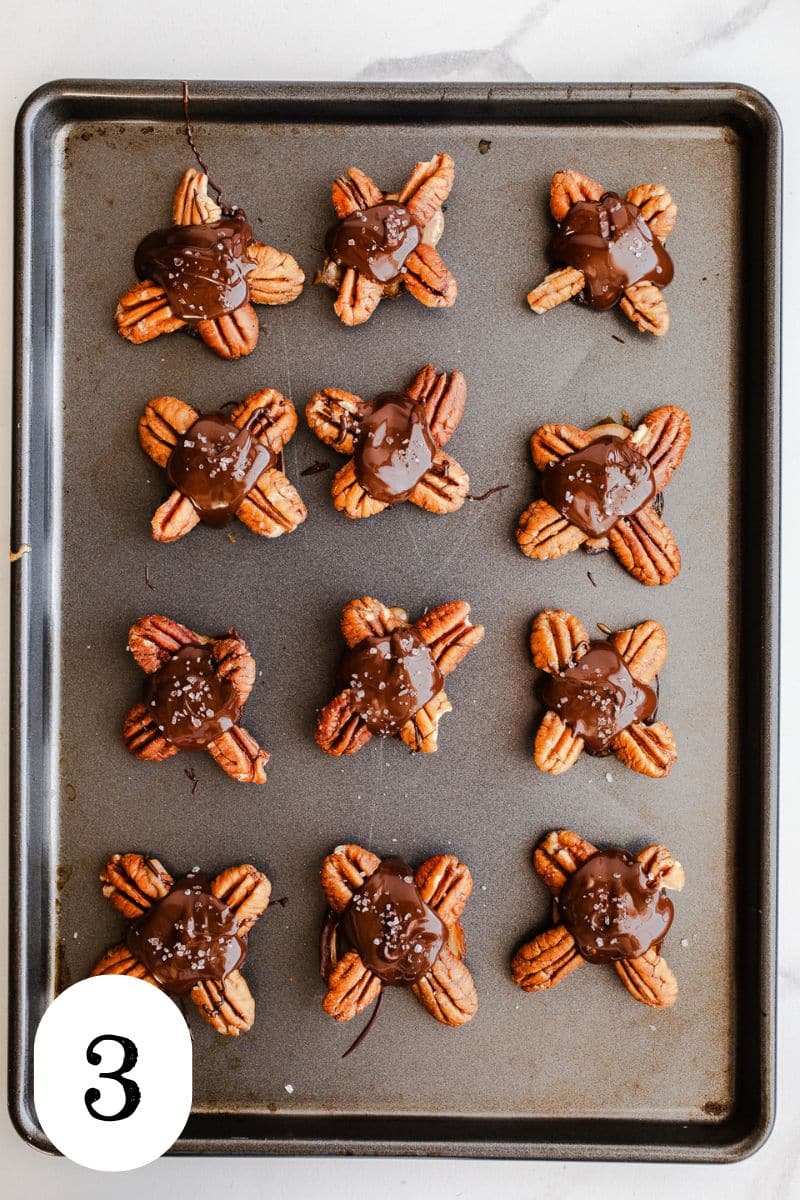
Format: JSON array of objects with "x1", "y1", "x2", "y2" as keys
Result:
[{"x1": 34, "y1": 974, "x2": 192, "y2": 1171}]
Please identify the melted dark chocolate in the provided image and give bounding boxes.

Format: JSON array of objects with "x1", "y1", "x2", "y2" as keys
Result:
[
  {"x1": 339, "y1": 628, "x2": 444, "y2": 736},
  {"x1": 354, "y1": 394, "x2": 435, "y2": 504},
  {"x1": 340, "y1": 857, "x2": 445, "y2": 984},
  {"x1": 166, "y1": 410, "x2": 274, "y2": 527},
  {"x1": 149, "y1": 645, "x2": 242, "y2": 749},
  {"x1": 541, "y1": 435, "x2": 656, "y2": 537},
  {"x1": 549, "y1": 192, "x2": 674, "y2": 310},
  {"x1": 325, "y1": 202, "x2": 421, "y2": 284},
  {"x1": 126, "y1": 870, "x2": 247, "y2": 993},
  {"x1": 558, "y1": 848, "x2": 674, "y2": 963},
  {"x1": 539, "y1": 640, "x2": 657, "y2": 754},
  {"x1": 134, "y1": 214, "x2": 255, "y2": 320}
]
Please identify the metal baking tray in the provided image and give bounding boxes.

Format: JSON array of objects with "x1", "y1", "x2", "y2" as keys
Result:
[{"x1": 11, "y1": 81, "x2": 780, "y2": 1162}]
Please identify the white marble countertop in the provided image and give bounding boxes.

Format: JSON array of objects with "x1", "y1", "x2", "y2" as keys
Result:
[{"x1": 1, "y1": 0, "x2": 795, "y2": 1195}]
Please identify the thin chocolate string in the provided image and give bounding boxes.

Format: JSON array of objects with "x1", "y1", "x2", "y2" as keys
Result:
[
  {"x1": 342, "y1": 989, "x2": 383, "y2": 1059},
  {"x1": 181, "y1": 81, "x2": 228, "y2": 211}
]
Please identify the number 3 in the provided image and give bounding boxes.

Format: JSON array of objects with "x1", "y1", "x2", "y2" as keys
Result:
[{"x1": 84, "y1": 1034, "x2": 141, "y2": 1122}]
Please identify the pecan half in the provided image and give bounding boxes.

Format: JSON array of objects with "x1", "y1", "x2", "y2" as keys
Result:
[
  {"x1": 323, "y1": 949, "x2": 381, "y2": 1021},
  {"x1": 530, "y1": 609, "x2": 589, "y2": 674},
  {"x1": 636, "y1": 845, "x2": 685, "y2": 892},
  {"x1": 614, "y1": 947, "x2": 678, "y2": 1008},
  {"x1": 533, "y1": 711, "x2": 585, "y2": 775},
  {"x1": 625, "y1": 183, "x2": 677, "y2": 241},
  {"x1": 206, "y1": 726, "x2": 269, "y2": 784},
  {"x1": 409, "y1": 453, "x2": 468, "y2": 513},
  {"x1": 122, "y1": 703, "x2": 180, "y2": 762},
  {"x1": 620, "y1": 280, "x2": 670, "y2": 337},
  {"x1": 210, "y1": 864, "x2": 271, "y2": 933},
  {"x1": 607, "y1": 507, "x2": 681, "y2": 586},
  {"x1": 246, "y1": 243, "x2": 304, "y2": 305},
  {"x1": 397, "y1": 152, "x2": 454, "y2": 227},
  {"x1": 331, "y1": 459, "x2": 388, "y2": 519},
  {"x1": 138, "y1": 395, "x2": 199, "y2": 466},
  {"x1": 315, "y1": 691, "x2": 372, "y2": 757},
  {"x1": 529, "y1": 424, "x2": 592, "y2": 471},
  {"x1": 306, "y1": 388, "x2": 366, "y2": 455},
  {"x1": 398, "y1": 689, "x2": 452, "y2": 753},
  {"x1": 414, "y1": 601, "x2": 485, "y2": 675},
  {"x1": 406, "y1": 364, "x2": 466, "y2": 448},
  {"x1": 212, "y1": 636, "x2": 256, "y2": 705},
  {"x1": 533, "y1": 830, "x2": 598, "y2": 895},
  {"x1": 611, "y1": 721, "x2": 677, "y2": 778},
  {"x1": 151, "y1": 491, "x2": 201, "y2": 543},
  {"x1": 411, "y1": 947, "x2": 477, "y2": 1026},
  {"x1": 232, "y1": 388, "x2": 299, "y2": 452},
  {"x1": 403, "y1": 243, "x2": 457, "y2": 308},
  {"x1": 191, "y1": 970, "x2": 255, "y2": 1035},
  {"x1": 550, "y1": 169, "x2": 604, "y2": 221},
  {"x1": 236, "y1": 469, "x2": 308, "y2": 538},
  {"x1": 516, "y1": 499, "x2": 588, "y2": 560},
  {"x1": 636, "y1": 405, "x2": 692, "y2": 491},
  {"x1": 340, "y1": 596, "x2": 407, "y2": 647},
  {"x1": 526, "y1": 266, "x2": 585, "y2": 314},
  {"x1": 100, "y1": 853, "x2": 173, "y2": 919},
  {"x1": 414, "y1": 854, "x2": 473, "y2": 924},
  {"x1": 511, "y1": 925, "x2": 584, "y2": 991},
  {"x1": 321, "y1": 844, "x2": 381, "y2": 913},
  {"x1": 128, "y1": 614, "x2": 206, "y2": 674},
  {"x1": 611, "y1": 620, "x2": 668, "y2": 683},
  {"x1": 172, "y1": 168, "x2": 222, "y2": 226},
  {"x1": 115, "y1": 282, "x2": 185, "y2": 344},
  {"x1": 332, "y1": 168, "x2": 383, "y2": 218},
  {"x1": 333, "y1": 268, "x2": 384, "y2": 326},
  {"x1": 91, "y1": 943, "x2": 163, "y2": 986},
  {"x1": 197, "y1": 303, "x2": 260, "y2": 359}
]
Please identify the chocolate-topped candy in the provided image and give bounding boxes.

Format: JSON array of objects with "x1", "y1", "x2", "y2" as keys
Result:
[
  {"x1": 353, "y1": 394, "x2": 436, "y2": 505},
  {"x1": 527, "y1": 169, "x2": 678, "y2": 337},
  {"x1": 339, "y1": 629, "x2": 444, "y2": 736},
  {"x1": 126, "y1": 870, "x2": 247, "y2": 993},
  {"x1": 541, "y1": 435, "x2": 656, "y2": 539},
  {"x1": 557, "y1": 848, "x2": 674, "y2": 963},
  {"x1": 511, "y1": 830, "x2": 684, "y2": 1008},
  {"x1": 134, "y1": 215, "x2": 256, "y2": 322},
  {"x1": 340, "y1": 857, "x2": 446, "y2": 984},
  {"x1": 166, "y1": 410, "x2": 275, "y2": 527},
  {"x1": 326, "y1": 203, "x2": 421, "y2": 285},
  {"x1": 538, "y1": 639, "x2": 657, "y2": 754},
  {"x1": 549, "y1": 193, "x2": 673, "y2": 311},
  {"x1": 148, "y1": 645, "x2": 242, "y2": 750}
]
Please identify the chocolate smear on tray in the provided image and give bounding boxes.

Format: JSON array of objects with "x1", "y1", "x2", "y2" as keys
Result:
[
  {"x1": 326, "y1": 202, "x2": 421, "y2": 284},
  {"x1": 149, "y1": 645, "x2": 242, "y2": 749},
  {"x1": 354, "y1": 394, "x2": 435, "y2": 504},
  {"x1": 549, "y1": 192, "x2": 674, "y2": 310},
  {"x1": 558, "y1": 848, "x2": 674, "y2": 963},
  {"x1": 340, "y1": 857, "x2": 445, "y2": 984},
  {"x1": 339, "y1": 629, "x2": 443, "y2": 735},
  {"x1": 167, "y1": 411, "x2": 274, "y2": 527},
  {"x1": 126, "y1": 869, "x2": 247, "y2": 993},
  {"x1": 541, "y1": 435, "x2": 656, "y2": 538},
  {"x1": 539, "y1": 640, "x2": 656, "y2": 754},
  {"x1": 134, "y1": 214, "x2": 256, "y2": 321}
]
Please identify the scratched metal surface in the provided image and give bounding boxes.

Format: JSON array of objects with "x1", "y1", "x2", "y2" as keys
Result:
[{"x1": 11, "y1": 83, "x2": 779, "y2": 1160}]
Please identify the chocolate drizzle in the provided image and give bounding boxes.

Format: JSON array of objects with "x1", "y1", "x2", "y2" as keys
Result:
[
  {"x1": 539, "y1": 640, "x2": 657, "y2": 754},
  {"x1": 325, "y1": 202, "x2": 421, "y2": 284},
  {"x1": 126, "y1": 870, "x2": 247, "y2": 993},
  {"x1": 339, "y1": 628, "x2": 443, "y2": 735},
  {"x1": 354, "y1": 394, "x2": 435, "y2": 504},
  {"x1": 149, "y1": 645, "x2": 242, "y2": 749},
  {"x1": 340, "y1": 857, "x2": 445, "y2": 985},
  {"x1": 134, "y1": 214, "x2": 255, "y2": 321},
  {"x1": 558, "y1": 848, "x2": 674, "y2": 963},
  {"x1": 549, "y1": 192, "x2": 674, "y2": 310},
  {"x1": 166, "y1": 410, "x2": 274, "y2": 527},
  {"x1": 541, "y1": 435, "x2": 656, "y2": 538}
]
